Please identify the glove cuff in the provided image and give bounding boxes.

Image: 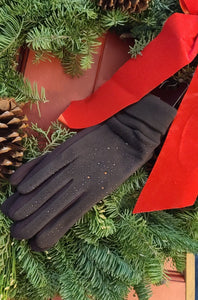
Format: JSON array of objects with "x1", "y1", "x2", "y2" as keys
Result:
[{"x1": 124, "y1": 94, "x2": 177, "y2": 135}]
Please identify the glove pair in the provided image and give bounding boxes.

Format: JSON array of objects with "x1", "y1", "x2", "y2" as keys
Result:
[{"x1": 1, "y1": 94, "x2": 176, "y2": 251}]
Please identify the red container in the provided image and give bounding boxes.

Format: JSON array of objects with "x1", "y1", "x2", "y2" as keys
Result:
[{"x1": 22, "y1": 32, "x2": 132, "y2": 129}]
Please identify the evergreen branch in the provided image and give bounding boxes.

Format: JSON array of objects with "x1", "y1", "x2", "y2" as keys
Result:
[
  {"x1": 15, "y1": 241, "x2": 48, "y2": 289},
  {"x1": 22, "y1": 121, "x2": 76, "y2": 162},
  {"x1": 144, "y1": 257, "x2": 167, "y2": 285},
  {"x1": 15, "y1": 78, "x2": 48, "y2": 106},
  {"x1": 115, "y1": 212, "x2": 167, "y2": 284},
  {"x1": 0, "y1": 184, "x2": 16, "y2": 300},
  {"x1": 129, "y1": 34, "x2": 154, "y2": 58},
  {"x1": 26, "y1": 26, "x2": 72, "y2": 51},
  {"x1": 169, "y1": 252, "x2": 186, "y2": 273},
  {"x1": 59, "y1": 268, "x2": 90, "y2": 300},
  {"x1": 103, "y1": 169, "x2": 147, "y2": 219},
  {"x1": 175, "y1": 206, "x2": 198, "y2": 239},
  {"x1": 0, "y1": 69, "x2": 47, "y2": 110},
  {"x1": 101, "y1": 9, "x2": 130, "y2": 28},
  {"x1": 80, "y1": 243, "x2": 138, "y2": 284},
  {"x1": 149, "y1": 223, "x2": 198, "y2": 254},
  {"x1": 128, "y1": 0, "x2": 181, "y2": 57},
  {"x1": 73, "y1": 206, "x2": 116, "y2": 243},
  {"x1": 48, "y1": 242, "x2": 90, "y2": 300},
  {"x1": 133, "y1": 281, "x2": 152, "y2": 300},
  {"x1": 74, "y1": 252, "x2": 130, "y2": 300},
  {"x1": 61, "y1": 52, "x2": 83, "y2": 77},
  {"x1": 29, "y1": 121, "x2": 76, "y2": 153},
  {"x1": 0, "y1": 214, "x2": 16, "y2": 300},
  {"x1": 22, "y1": 135, "x2": 42, "y2": 161},
  {"x1": 0, "y1": 14, "x2": 24, "y2": 56},
  {"x1": 13, "y1": 262, "x2": 57, "y2": 300}
]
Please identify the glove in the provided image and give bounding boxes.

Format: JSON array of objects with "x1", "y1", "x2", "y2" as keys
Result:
[{"x1": 1, "y1": 94, "x2": 176, "y2": 251}]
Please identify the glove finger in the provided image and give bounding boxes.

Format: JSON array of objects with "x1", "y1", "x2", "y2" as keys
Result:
[
  {"x1": 29, "y1": 193, "x2": 98, "y2": 251},
  {"x1": 10, "y1": 154, "x2": 47, "y2": 186},
  {"x1": 10, "y1": 184, "x2": 85, "y2": 240},
  {"x1": 8, "y1": 162, "x2": 76, "y2": 221},
  {"x1": 1, "y1": 192, "x2": 19, "y2": 216},
  {"x1": 17, "y1": 126, "x2": 97, "y2": 194},
  {"x1": 17, "y1": 152, "x2": 76, "y2": 195}
]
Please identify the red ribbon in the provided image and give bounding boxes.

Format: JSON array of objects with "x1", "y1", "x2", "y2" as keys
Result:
[
  {"x1": 60, "y1": 0, "x2": 198, "y2": 212},
  {"x1": 134, "y1": 0, "x2": 198, "y2": 213},
  {"x1": 133, "y1": 67, "x2": 198, "y2": 213},
  {"x1": 59, "y1": 8, "x2": 198, "y2": 129}
]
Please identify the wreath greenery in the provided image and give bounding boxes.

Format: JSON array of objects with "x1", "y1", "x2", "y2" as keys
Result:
[{"x1": 0, "y1": 1, "x2": 197, "y2": 300}]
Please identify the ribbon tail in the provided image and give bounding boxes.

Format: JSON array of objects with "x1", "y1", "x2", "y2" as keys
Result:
[
  {"x1": 133, "y1": 67, "x2": 198, "y2": 213},
  {"x1": 60, "y1": 13, "x2": 198, "y2": 129}
]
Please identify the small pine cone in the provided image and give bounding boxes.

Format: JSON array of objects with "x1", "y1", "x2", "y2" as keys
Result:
[
  {"x1": 0, "y1": 98, "x2": 28, "y2": 179},
  {"x1": 98, "y1": 0, "x2": 150, "y2": 13}
]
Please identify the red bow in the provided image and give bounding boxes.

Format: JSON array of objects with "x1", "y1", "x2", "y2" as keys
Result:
[
  {"x1": 135, "y1": 0, "x2": 198, "y2": 213},
  {"x1": 60, "y1": 0, "x2": 198, "y2": 213}
]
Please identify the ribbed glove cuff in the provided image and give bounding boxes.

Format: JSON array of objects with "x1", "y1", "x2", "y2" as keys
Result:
[{"x1": 123, "y1": 94, "x2": 177, "y2": 135}]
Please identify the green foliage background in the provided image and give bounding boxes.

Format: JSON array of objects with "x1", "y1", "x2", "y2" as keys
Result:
[
  {"x1": 0, "y1": 0, "x2": 181, "y2": 104},
  {"x1": 1, "y1": 122, "x2": 198, "y2": 300},
  {"x1": 0, "y1": 1, "x2": 197, "y2": 300}
]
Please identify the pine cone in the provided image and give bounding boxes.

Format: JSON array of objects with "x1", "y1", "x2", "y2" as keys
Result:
[
  {"x1": 0, "y1": 98, "x2": 27, "y2": 179},
  {"x1": 98, "y1": 0, "x2": 150, "y2": 13}
]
